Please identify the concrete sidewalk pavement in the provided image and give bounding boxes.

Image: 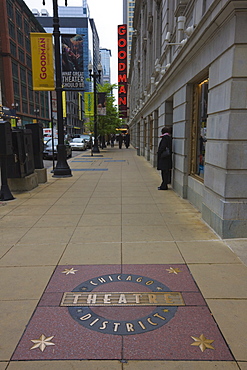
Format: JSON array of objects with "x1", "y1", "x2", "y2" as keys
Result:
[{"x1": 0, "y1": 146, "x2": 246, "y2": 369}]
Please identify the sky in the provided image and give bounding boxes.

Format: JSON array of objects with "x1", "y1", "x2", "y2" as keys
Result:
[{"x1": 24, "y1": 0, "x2": 123, "y2": 101}]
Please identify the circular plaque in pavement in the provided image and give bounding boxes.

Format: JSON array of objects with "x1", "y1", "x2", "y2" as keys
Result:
[{"x1": 66, "y1": 273, "x2": 182, "y2": 335}]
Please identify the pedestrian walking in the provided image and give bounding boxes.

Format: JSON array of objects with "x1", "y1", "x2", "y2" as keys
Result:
[
  {"x1": 118, "y1": 133, "x2": 123, "y2": 149},
  {"x1": 124, "y1": 132, "x2": 130, "y2": 148},
  {"x1": 157, "y1": 126, "x2": 172, "y2": 190},
  {"x1": 110, "y1": 134, "x2": 115, "y2": 147}
]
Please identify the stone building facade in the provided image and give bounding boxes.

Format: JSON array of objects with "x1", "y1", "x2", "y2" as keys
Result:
[{"x1": 128, "y1": 0, "x2": 247, "y2": 238}]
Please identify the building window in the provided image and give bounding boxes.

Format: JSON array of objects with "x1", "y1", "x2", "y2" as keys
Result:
[
  {"x1": 18, "y1": 48, "x2": 25, "y2": 64},
  {"x1": 26, "y1": 55, "x2": 32, "y2": 69},
  {"x1": 149, "y1": 116, "x2": 153, "y2": 150},
  {"x1": 28, "y1": 88, "x2": 33, "y2": 102},
  {"x1": 20, "y1": 67, "x2": 26, "y2": 83},
  {"x1": 22, "y1": 101, "x2": 28, "y2": 114},
  {"x1": 25, "y1": 37, "x2": 31, "y2": 53},
  {"x1": 10, "y1": 41, "x2": 17, "y2": 57},
  {"x1": 15, "y1": 10, "x2": 22, "y2": 29},
  {"x1": 27, "y1": 71, "x2": 32, "y2": 87},
  {"x1": 7, "y1": 0, "x2": 14, "y2": 19},
  {"x1": 144, "y1": 120, "x2": 147, "y2": 147},
  {"x1": 24, "y1": 19, "x2": 30, "y2": 35},
  {"x1": 13, "y1": 81, "x2": 19, "y2": 96},
  {"x1": 17, "y1": 30, "x2": 24, "y2": 46},
  {"x1": 8, "y1": 20, "x2": 15, "y2": 39},
  {"x1": 191, "y1": 78, "x2": 209, "y2": 180},
  {"x1": 35, "y1": 92, "x2": 39, "y2": 105},
  {"x1": 21, "y1": 84, "x2": 27, "y2": 99},
  {"x1": 12, "y1": 61, "x2": 18, "y2": 78}
]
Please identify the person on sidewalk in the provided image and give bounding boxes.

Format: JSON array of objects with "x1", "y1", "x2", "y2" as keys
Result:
[
  {"x1": 157, "y1": 126, "x2": 172, "y2": 190},
  {"x1": 110, "y1": 134, "x2": 115, "y2": 147},
  {"x1": 118, "y1": 133, "x2": 123, "y2": 149},
  {"x1": 124, "y1": 132, "x2": 130, "y2": 148}
]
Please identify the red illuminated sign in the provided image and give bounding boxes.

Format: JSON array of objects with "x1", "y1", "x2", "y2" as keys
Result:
[{"x1": 118, "y1": 24, "x2": 128, "y2": 118}]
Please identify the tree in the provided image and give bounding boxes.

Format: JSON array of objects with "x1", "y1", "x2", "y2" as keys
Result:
[{"x1": 85, "y1": 83, "x2": 123, "y2": 138}]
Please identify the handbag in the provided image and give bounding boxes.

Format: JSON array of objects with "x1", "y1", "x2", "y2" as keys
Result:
[{"x1": 161, "y1": 147, "x2": 170, "y2": 158}]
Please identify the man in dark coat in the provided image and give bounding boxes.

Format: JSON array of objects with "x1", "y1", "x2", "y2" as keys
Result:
[
  {"x1": 124, "y1": 132, "x2": 130, "y2": 148},
  {"x1": 118, "y1": 133, "x2": 123, "y2": 149},
  {"x1": 157, "y1": 126, "x2": 172, "y2": 190}
]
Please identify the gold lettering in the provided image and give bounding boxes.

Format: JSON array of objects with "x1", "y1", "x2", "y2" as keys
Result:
[
  {"x1": 133, "y1": 294, "x2": 142, "y2": 303},
  {"x1": 99, "y1": 321, "x2": 108, "y2": 330},
  {"x1": 147, "y1": 318, "x2": 158, "y2": 326},
  {"x1": 145, "y1": 280, "x2": 154, "y2": 285},
  {"x1": 117, "y1": 275, "x2": 122, "y2": 280},
  {"x1": 148, "y1": 294, "x2": 158, "y2": 304},
  {"x1": 72, "y1": 293, "x2": 82, "y2": 304},
  {"x1": 80, "y1": 313, "x2": 92, "y2": 321},
  {"x1": 90, "y1": 318, "x2": 100, "y2": 326},
  {"x1": 126, "y1": 323, "x2": 135, "y2": 332},
  {"x1": 126, "y1": 275, "x2": 132, "y2": 281},
  {"x1": 103, "y1": 294, "x2": 112, "y2": 303},
  {"x1": 118, "y1": 294, "x2": 127, "y2": 304},
  {"x1": 108, "y1": 276, "x2": 113, "y2": 281},
  {"x1": 136, "y1": 277, "x2": 143, "y2": 282},
  {"x1": 164, "y1": 294, "x2": 174, "y2": 304},
  {"x1": 113, "y1": 322, "x2": 121, "y2": 332},
  {"x1": 87, "y1": 294, "x2": 97, "y2": 304},
  {"x1": 138, "y1": 321, "x2": 146, "y2": 330},
  {"x1": 153, "y1": 313, "x2": 166, "y2": 321}
]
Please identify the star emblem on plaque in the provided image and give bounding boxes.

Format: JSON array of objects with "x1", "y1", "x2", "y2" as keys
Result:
[
  {"x1": 62, "y1": 268, "x2": 78, "y2": 275},
  {"x1": 191, "y1": 334, "x2": 215, "y2": 352},
  {"x1": 30, "y1": 334, "x2": 55, "y2": 352},
  {"x1": 166, "y1": 267, "x2": 181, "y2": 274}
]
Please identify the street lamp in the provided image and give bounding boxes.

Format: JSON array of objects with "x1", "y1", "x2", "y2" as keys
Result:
[
  {"x1": 88, "y1": 62, "x2": 102, "y2": 153},
  {"x1": 42, "y1": 0, "x2": 71, "y2": 177},
  {"x1": 34, "y1": 108, "x2": 39, "y2": 123},
  {"x1": 11, "y1": 102, "x2": 19, "y2": 127}
]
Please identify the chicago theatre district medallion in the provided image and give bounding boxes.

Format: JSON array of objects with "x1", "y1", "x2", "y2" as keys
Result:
[{"x1": 61, "y1": 273, "x2": 185, "y2": 335}]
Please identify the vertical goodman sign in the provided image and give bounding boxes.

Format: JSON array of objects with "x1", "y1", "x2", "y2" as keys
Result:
[
  {"x1": 30, "y1": 33, "x2": 55, "y2": 91},
  {"x1": 118, "y1": 25, "x2": 128, "y2": 118}
]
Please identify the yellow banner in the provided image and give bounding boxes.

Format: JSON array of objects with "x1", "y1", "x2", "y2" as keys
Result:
[
  {"x1": 78, "y1": 92, "x2": 82, "y2": 120},
  {"x1": 30, "y1": 33, "x2": 55, "y2": 91},
  {"x1": 62, "y1": 91, "x2": 66, "y2": 118},
  {"x1": 84, "y1": 92, "x2": 94, "y2": 116}
]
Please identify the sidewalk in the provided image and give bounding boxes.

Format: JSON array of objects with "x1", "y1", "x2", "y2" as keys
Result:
[{"x1": 0, "y1": 146, "x2": 246, "y2": 369}]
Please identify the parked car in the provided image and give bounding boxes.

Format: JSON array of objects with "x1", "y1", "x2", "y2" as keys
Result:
[
  {"x1": 43, "y1": 138, "x2": 72, "y2": 159},
  {"x1": 70, "y1": 137, "x2": 87, "y2": 151},
  {"x1": 43, "y1": 135, "x2": 52, "y2": 144},
  {"x1": 75, "y1": 134, "x2": 93, "y2": 149}
]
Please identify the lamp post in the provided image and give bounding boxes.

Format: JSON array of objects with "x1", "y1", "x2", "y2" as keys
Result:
[
  {"x1": 34, "y1": 108, "x2": 39, "y2": 123},
  {"x1": 88, "y1": 62, "x2": 102, "y2": 153},
  {"x1": 42, "y1": 0, "x2": 71, "y2": 177},
  {"x1": 11, "y1": 102, "x2": 19, "y2": 127}
]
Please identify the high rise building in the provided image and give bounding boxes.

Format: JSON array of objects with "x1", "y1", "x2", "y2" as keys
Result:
[
  {"x1": 0, "y1": 0, "x2": 50, "y2": 127},
  {"x1": 34, "y1": 1, "x2": 101, "y2": 135},
  {"x1": 123, "y1": 0, "x2": 135, "y2": 69},
  {"x1": 100, "y1": 48, "x2": 111, "y2": 84}
]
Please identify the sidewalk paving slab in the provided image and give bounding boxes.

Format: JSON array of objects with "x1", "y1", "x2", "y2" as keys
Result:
[
  {"x1": 11, "y1": 264, "x2": 233, "y2": 362},
  {"x1": 0, "y1": 146, "x2": 246, "y2": 368}
]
